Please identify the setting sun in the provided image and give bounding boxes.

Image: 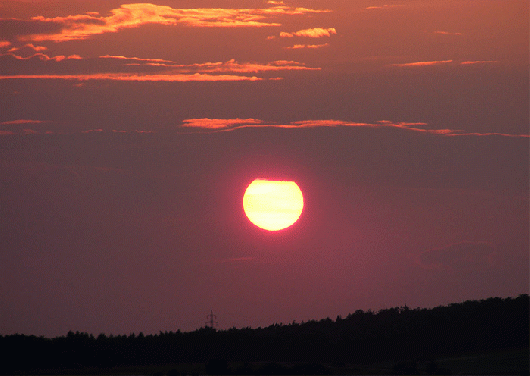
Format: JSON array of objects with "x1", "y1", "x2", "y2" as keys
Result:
[{"x1": 243, "y1": 179, "x2": 304, "y2": 231}]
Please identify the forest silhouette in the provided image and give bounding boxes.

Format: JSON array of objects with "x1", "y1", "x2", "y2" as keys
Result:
[{"x1": 1, "y1": 295, "x2": 528, "y2": 375}]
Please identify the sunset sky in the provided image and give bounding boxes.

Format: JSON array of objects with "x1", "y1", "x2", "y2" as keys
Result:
[{"x1": 0, "y1": 0, "x2": 528, "y2": 337}]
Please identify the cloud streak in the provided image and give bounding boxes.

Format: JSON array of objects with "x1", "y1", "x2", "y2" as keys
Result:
[
  {"x1": 0, "y1": 56, "x2": 318, "y2": 80},
  {"x1": 0, "y1": 119, "x2": 47, "y2": 125},
  {"x1": 182, "y1": 118, "x2": 265, "y2": 129},
  {"x1": 169, "y1": 59, "x2": 319, "y2": 73},
  {"x1": 0, "y1": 73, "x2": 264, "y2": 82},
  {"x1": 460, "y1": 60, "x2": 498, "y2": 65},
  {"x1": 1, "y1": 52, "x2": 82, "y2": 62},
  {"x1": 393, "y1": 60, "x2": 453, "y2": 67},
  {"x1": 280, "y1": 27, "x2": 337, "y2": 38},
  {"x1": 2, "y1": 118, "x2": 527, "y2": 138},
  {"x1": 392, "y1": 60, "x2": 499, "y2": 67},
  {"x1": 284, "y1": 43, "x2": 329, "y2": 49},
  {"x1": 434, "y1": 30, "x2": 462, "y2": 36},
  {"x1": 178, "y1": 119, "x2": 529, "y2": 137},
  {"x1": 10, "y1": 3, "x2": 330, "y2": 43}
]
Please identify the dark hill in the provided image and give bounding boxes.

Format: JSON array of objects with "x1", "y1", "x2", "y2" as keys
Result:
[{"x1": 1, "y1": 295, "x2": 528, "y2": 374}]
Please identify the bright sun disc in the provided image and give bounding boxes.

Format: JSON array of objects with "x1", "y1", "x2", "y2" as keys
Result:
[{"x1": 243, "y1": 179, "x2": 304, "y2": 231}]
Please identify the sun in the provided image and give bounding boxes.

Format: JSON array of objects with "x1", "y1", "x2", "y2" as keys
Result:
[{"x1": 243, "y1": 179, "x2": 304, "y2": 231}]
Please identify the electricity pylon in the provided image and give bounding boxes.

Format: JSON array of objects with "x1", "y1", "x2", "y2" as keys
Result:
[{"x1": 205, "y1": 310, "x2": 218, "y2": 329}]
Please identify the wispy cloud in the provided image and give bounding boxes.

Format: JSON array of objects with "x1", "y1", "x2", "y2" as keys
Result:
[
  {"x1": 392, "y1": 60, "x2": 500, "y2": 68},
  {"x1": 0, "y1": 56, "x2": 317, "y2": 80},
  {"x1": 0, "y1": 119, "x2": 47, "y2": 125},
  {"x1": 365, "y1": 5, "x2": 405, "y2": 10},
  {"x1": 460, "y1": 60, "x2": 498, "y2": 65},
  {"x1": 392, "y1": 59, "x2": 453, "y2": 67},
  {"x1": 284, "y1": 43, "x2": 330, "y2": 49},
  {"x1": 7, "y1": 43, "x2": 48, "y2": 54},
  {"x1": 169, "y1": 59, "x2": 320, "y2": 73},
  {"x1": 9, "y1": 3, "x2": 330, "y2": 43},
  {"x1": 1, "y1": 52, "x2": 82, "y2": 62},
  {"x1": 178, "y1": 118, "x2": 529, "y2": 137},
  {"x1": 99, "y1": 55, "x2": 172, "y2": 64},
  {"x1": 0, "y1": 40, "x2": 11, "y2": 48},
  {"x1": 1, "y1": 118, "x2": 527, "y2": 137},
  {"x1": 182, "y1": 118, "x2": 265, "y2": 129},
  {"x1": 434, "y1": 30, "x2": 462, "y2": 36},
  {"x1": 0, "y1": 73, "x2": 265, "y2": 82},
  {"x1": 280, "y1": 27, "x2": 337, "y2": 38}
]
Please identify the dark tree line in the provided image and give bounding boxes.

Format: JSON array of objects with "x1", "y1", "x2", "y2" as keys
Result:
[{"x1": 1, "y1": 295, "x2": 528, "y2": 374}]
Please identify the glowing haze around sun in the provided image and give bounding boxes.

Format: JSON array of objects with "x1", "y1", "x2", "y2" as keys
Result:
[{"x1": 243, "y1": 179, "x2": 304, "y2": 231}]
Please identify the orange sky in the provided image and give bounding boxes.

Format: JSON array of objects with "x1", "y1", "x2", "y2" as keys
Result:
[{"x1": 0, "y1": 0, "x2": 527, "y2": 337}]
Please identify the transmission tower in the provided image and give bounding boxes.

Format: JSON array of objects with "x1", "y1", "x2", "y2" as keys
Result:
[{"x1": 205, "y1": 310, "x2": 218, "y2": 329}]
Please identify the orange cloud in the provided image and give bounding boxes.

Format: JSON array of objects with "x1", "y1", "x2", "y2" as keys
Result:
[
  {"x1": 392, "y1": 60, "x2": 501, "y2": 68},
  {"x1": 290, "y1": 120, "x2": 351, "y2": 127},
  {"x1": 460, "y1": 60, "x2": 498, "y2": 65},
  {"x1": 365, "y1": 5, "x2": 405, "y2": 10},
  {"x1": 171, "y1": 59, "x2": 320, "y2": 73},
  {"x1": 22, "y1": 3, "x2": 330, "y2": 42},
  {"x1": 24, "y1": 43, "x2": 48, "y2": 51},
  {"x1": 0, "y1": 73, "x2": 265, "y2": 82},
  {"x1": 1, "y1": 119, "x2": 46, "y2": 125},
  {"x1": 392, "y1": 60, "x2": 453, "y2": 67},
  {"x1": 0, "y1": 54, "x2": 316, "y2": 79},
  {"x1": 179, "y1": 119, "x2": 530, "y2": 137},
  {"x1": 434, "y1": 30, "x2": 462, "y2": 36},
  {"x1": 0, "y1": 40, "x2": 11, "y2": 48},
  {"x1": 280, "y1": 27, "x2": 337, "y2": 38},
  {"x1": 100, "y1": 55, "x2": 173, "y2": 64},
  {"x1": 1, "y1": 52, "x2": 81, "y2": 62},
  {"x1": 8, "y1": 43, "x2": 48, "y2": 53},
  {"x1": 284, "y1": 43, "x2": 330, "y2": 49},
  {"x1": 182, "y1": 118, "x2": 264, "y2": 129}
]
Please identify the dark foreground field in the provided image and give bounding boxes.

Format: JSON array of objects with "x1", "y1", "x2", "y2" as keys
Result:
[{"x1": 2, "y1": 295, "x2": 528, "y2": 375}]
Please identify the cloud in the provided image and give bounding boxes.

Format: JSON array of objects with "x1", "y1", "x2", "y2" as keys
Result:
[
  {"x1": 0, "y1": 55, "x2": 316, "y2": 79},
  {"x1": 182, "y1": 118, "x2": 265, "y2": 129},
  {"x1": 177, "y1": 119, "x2": 529, "y2": 137},
  {"x1": 0, "y1": 119, "x2": 47, "y2": 125},
  {"x1": 8, "y1": 43, "x2": 48, "y2": 53},
  {"x1": 0, "y1": 18, "x2": 64, "y2": 40},
  {"x1": 417, "y1": 242, "x2": 498, "y2": 270},
  {"x1": 1, "y1": 117, "x2": 527, "y2": 137},
  {"x1": 0, "y1": 73, "x2": 265, "y2": 82},
  {"x1": 393, "y1": 60, "x2": 453, "y2": 67},
  {"x1": 170, "y1": 59, "x2": 320, "y2": 73},
  {"x1": 9, "y1": 3, "x2": 330, "y2": 42},
  {"x1": 284, "y1": 43, "x2": 330, "y2": 49},
  {"x1": 0, "y1": 40, "x2": 11, "y2": 48},
  {"x1": 99, "y1": 55, "x2": 172, "y2": 64},
  {"x1": 434, "y1": 30, "x2": 462, "y2": 36},
  {"x1": 292, "y1": 120, "x2": 456, "y2": 134},
  {"x1": 0, "y1": 52, "x2": 82, "y2": 62},
  {"x1": 392, "y1": 60, "x2": 502, "y2": 68},
  {"x1": 280, "y1": 27, "x2": 337, "y2": 38},
  {"x1": 460, "y1": 61, "x2": 498, "y2": 65},
  {"x1": 365, "y1": 5, "x2": 405, "y2": 10}
]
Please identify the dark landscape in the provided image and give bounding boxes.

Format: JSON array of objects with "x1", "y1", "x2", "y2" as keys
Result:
[{"x1": 2, "y1": 295, "x2": 528, "y2": 375}]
